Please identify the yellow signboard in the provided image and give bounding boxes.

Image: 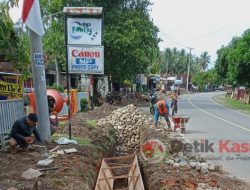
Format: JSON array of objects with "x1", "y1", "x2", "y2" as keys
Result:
[{"x1": 0, "y1": 81, "x2": 23, "y2": 95}]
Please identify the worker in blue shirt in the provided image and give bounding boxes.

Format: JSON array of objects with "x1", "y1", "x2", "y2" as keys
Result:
[{"x1": 153, "y1": 99, "x2": 171, "y2": 130}]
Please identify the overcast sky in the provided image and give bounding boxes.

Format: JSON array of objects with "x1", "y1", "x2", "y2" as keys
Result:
[
  {"x1": 150, "y1": 0, "x2": 250, "y2": 67},
  {"x1": 8, "y1": 0, "x2": 250, "y2": 67}
]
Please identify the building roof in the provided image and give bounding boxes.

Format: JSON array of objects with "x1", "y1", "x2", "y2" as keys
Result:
[{"x1": 167, "y1": 76, "x2": 176, "y2": 81}]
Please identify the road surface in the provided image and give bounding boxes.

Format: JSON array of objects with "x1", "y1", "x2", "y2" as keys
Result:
[{"x1": 178, "y1": 91, "x2": 250, "y2": 182}]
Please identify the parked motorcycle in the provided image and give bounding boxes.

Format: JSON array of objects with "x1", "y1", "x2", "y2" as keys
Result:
[{"x1": 106, "y1": 92, "x2": 122, "y2": 104}]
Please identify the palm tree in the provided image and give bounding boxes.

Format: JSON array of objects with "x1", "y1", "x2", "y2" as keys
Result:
[{"x1": 199, "y1": 51, "x2": 211, "y2": 71}]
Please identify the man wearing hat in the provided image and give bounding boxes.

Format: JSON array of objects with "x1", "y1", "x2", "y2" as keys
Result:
[{"x1": 9, "y1": 113, "x2": 42, "y2": 153}]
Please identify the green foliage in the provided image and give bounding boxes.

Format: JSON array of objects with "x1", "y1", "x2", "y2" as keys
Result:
[
  {"x1": 47, "y1": 83, "x2": 64, "y2": 92},
  {"x1": 0, "y1": 2, "x2": 17, "y2": 59},
  {"x1": 86, "y1": 119, "x2": 98, "y2": 127},
  {"x1": 153, "y1": 48, "x2": 211, "y2": 75},
  {"x1": 73, "y1": 137, "x2": 93, "y2": 146},
  {"x1": 192, "y1": 69, "x2": 219, "y2": 91},
  {"x1": 80, "y1": 98, "x2": 89, "y2": 111},
  {"x1": 198, "y1": 51, "x2": 211, "y2": 71},
  {"x1": 43, "y1": 21, "x2": 66, "y2": 70},
  {"x1": 0, "y1": 1, "x2": 31, "y2": 81},
  {"x1": 104, "y1": 7, "x2": 160, "y2": 82},
  {"x1": 123, "y1": 79, "x2": 132, "y2": 88},
  {"x1": 215, "y1": 30, "x2": 250, "y2": 88}
]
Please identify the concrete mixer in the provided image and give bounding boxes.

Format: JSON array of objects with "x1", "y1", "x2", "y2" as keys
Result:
[{"x1": 27, "y1": 89, "x2": 74, "y2": 123}]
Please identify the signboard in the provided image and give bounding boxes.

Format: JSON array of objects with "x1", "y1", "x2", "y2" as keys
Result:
[
  {"x1": 0, "y1": 62, "x2": 14, "y2": 70},
  {"x1": 68, "y1": 46, "x2": 104, "y2": 74},
  {"x1": 0, "y1": 80, "x2": 23, "y2": 95},
  {"x1": 63, "y1": 7, "x2": 103, "y2": 15},
  {"x1": 67, "y1": 18, "x2": 102, "y2": 45},
  {"x1": 34, "y1": 53, "x2": 44, "y2": 66}
]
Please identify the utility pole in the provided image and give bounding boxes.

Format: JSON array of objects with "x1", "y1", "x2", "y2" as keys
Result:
[
  {"x1": 22, "y1": 0, "x2": 51, "y2": 141},
  {"x1": 186, "y1": 47, "x2": 194, "y2": 93},
  {"x1": 29, "y1": 30, "x2": 51, "y2": 141}
]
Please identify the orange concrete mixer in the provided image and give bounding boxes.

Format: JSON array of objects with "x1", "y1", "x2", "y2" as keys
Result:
[{"x1": 28, "y1": 89, "x2": 74, "y2": 120}]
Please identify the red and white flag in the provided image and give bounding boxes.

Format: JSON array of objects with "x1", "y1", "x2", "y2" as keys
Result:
[{"x1": 22, "y1": 0, "x2": 44, "y2": 36}]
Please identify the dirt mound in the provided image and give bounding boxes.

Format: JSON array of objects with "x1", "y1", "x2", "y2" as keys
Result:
[{"x1": 113, "y1": 97, "x2": 148, "y2": 107}]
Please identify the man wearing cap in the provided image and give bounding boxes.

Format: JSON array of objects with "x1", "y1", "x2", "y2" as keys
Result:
[{"x1": 9, "y1": 113, "x2": 42, "y2": 152}]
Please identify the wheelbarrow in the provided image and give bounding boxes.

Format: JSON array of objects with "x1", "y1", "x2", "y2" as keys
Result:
[{"x1": 172, "y1": 115, "x2": 190, "y2": 133}]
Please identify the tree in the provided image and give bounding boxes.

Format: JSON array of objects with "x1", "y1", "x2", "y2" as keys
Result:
[
  {"x1": 198, "y1": 51, "x2": 210, "y2": 71},
  {"x1": 104, "y1": 6, "x2": 160, "y2": 82},
  {"x1": 158, "y1": 47, "x2": 203, "y2": 76},
  {"x1": 0, "y1": 0, "x2": 31, "y2": 81},
  {"x1": 192, "y1": 69, "x2": 219, "y2": 91},
  {"x1": 215, "y1": 30, "x2": 250, "y2": 88}
]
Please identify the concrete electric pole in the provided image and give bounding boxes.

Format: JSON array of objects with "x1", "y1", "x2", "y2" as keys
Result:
[
  {"x1": 22, "y1": 0, "x2": 51, "y2": 141},
  {"x1": 29, "y1": 29, "x2": 51, "y2": 141},
  {"x1": 186, "y1": 47, "x2": 194, "y2": 93}
]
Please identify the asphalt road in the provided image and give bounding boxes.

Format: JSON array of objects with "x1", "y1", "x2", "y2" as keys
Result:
[{"x1": 177, "y1": 91, "x2": 250, "y2": 182}]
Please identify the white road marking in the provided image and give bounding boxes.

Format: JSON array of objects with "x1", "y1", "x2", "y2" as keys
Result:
[
  {"x1": 188, "y1": 96, "x2": 250, "y2": 132},
  {"x1": 209, "y1": 96, "x2": 250, "y2": 118}
]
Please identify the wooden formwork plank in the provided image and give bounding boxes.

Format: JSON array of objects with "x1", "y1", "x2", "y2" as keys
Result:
[
  {"x1": 101, "y1": 165, "x2": 136, "y2": 170},
  {"x1": 128, "y1": 155, "x2": 145, "y2": 190},
  {"x1": 104, "y1": 154, "x2": 135, "y2": 161},
  {"x1": 98, "y1": 175, "x2": 139, "y2": 180},
  {"x1": 101, "y1": 168, "x2": 112, "y2": 190},
  {"x1": 95, "y1": 159, "x2": 114, "y2": 190},
  {"x1": 132, "y1": 176, "x2": 139, "y2": 190},
  {"x1": 95, "y1": 154, "x2": 145, "y2": 190},
  {"x1": 103, "y1": 160, "x2": 114, "y2": 178},
  {"x1": 108, "y1": 163, "x2": 131, "y2": 166},
  {"x1": 128, "y1": 165, "x2": 137, "y2": 188},
  {"x1": 97, "y1": 184, "x2": 101, "y2": 190}
]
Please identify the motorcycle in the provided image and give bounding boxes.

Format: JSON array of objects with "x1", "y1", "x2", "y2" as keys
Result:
[
  {"x1": 149, "y1": 91, "x2": 157, "y2": 114},
  {"x1": 106, "y1": 92, "x2": 122, "y2": 105}
]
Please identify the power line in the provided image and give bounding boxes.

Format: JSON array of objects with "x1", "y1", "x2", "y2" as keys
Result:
[
  {"x1": 168, "y1": 19, "x2": 201, "y2": 33},
  {"x1": 172, "y1": 16, "x2": 250, "y2": 45},
  {"x1": 159, "y1": 30, "x2": 189, "y2": 49}
]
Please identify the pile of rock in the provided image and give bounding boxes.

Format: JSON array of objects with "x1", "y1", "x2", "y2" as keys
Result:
[
  {"x1": 98, "y1": 104, "x2": 149, "y2": 153},
  {"x1": 197, "y1": 182, "x2": 221, "y2": 190},
  {"x1": 167, "y1": 134, "x2": 223, "y2": 175},
  {"x1": 165, "y1": 152, "x2": 222, "y2": 174}
]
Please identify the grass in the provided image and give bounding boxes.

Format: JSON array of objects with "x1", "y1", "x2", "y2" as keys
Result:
[
  {"x1": 72, "y1": 136, "x2": 93, "y2": 146},
  {"x1": 213, "y1": 94, "x2": 250, "y2": 116},
  {"x1": 86, "y1": 119, "x2": 98, "y2": 127}
]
